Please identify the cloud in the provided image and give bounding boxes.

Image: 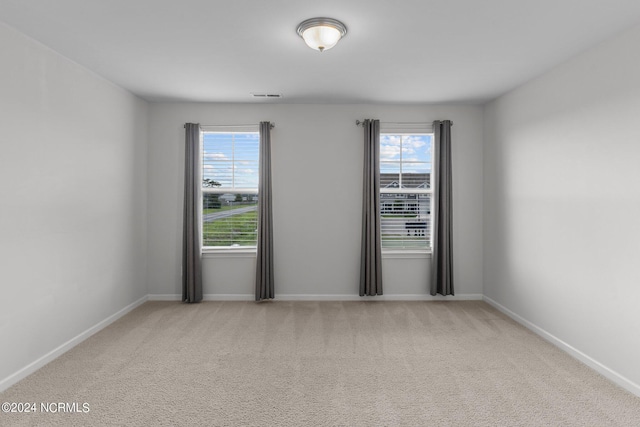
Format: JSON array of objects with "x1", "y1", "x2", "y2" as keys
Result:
[
  {"x1": 236, "y1": 160, "x2": 259, "y2": 167},
  {"x1": 403, "y1": 135, "x2": 427, "y2": 147},
  {"x1": 381, "y1": 146, "x2": 400, "y2": 160},
  {"x1": 381, "y1": 134, "x2": 431, "y2": 162},
  {"x1": 380, "y1": 135, "x2": 401, "y2": 160},
  {"x1": 403, "y1": 136, "x2": 432, "y2": 161},
  {"x1": 401, "y1": 136, "x2": 428, "y2": 155},
  {"x1": 204, "y1": 152, "x2": 229, "y2": 161}
]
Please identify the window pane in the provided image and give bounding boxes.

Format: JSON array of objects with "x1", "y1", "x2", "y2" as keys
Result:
[
  {"x1": 401, "y1": 134, "x2": 432, "y2": 163},
  {"x1": 204, "y1": 133, "x2": 233, "y2": 157},
  {"x1": 202, "y1": 132, "x2": 259, "y2": 189},
  {"x1": 379, "y1": 132, "x2": 433, "y2": 250},
  {"x1": 380, "y1": 194, "x2": 431, "y2": 249},
  {"x1": 202, "y1": 131, "x2": 260, "y2": 248},
  {"x1": 203, "y1": 193, "x2": 258, "y2": 247}
]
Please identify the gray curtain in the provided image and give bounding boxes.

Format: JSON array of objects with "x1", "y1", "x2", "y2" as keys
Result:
[
  {"x1": 182, "y1": 123, "x2": 203, "y2": 303},
  {"x1": 431, "y1": 120, "x2": 454, "y2": 296},
  {"x1": 360, "y1": 119, "x2": 383, "y2": 296},
  {"x1": 255, "y1": 122, "x2": 274, "y2": 301}
]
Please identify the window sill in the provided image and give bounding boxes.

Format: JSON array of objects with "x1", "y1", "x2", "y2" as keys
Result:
[
  {"x1": 382, "y1": 250, "x2": 431, "y2": 259},
  {"x1": 202, "y1": 248, "x2": 257, "y2": 259},
  {"x1": 201, "y1": 249, "x2": 430, "y2": 259}
]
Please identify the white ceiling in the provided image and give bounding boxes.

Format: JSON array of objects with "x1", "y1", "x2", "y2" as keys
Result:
[{"x1": 2, "y1": 0, "x2": 640, "y2": 104}]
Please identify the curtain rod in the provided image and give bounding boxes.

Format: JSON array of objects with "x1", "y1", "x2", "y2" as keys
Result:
[
  {"x1": 355, "y1": 120, "x2": 453, "y2": 127},
  {"x1": 184, "y1": 123, "x2": 275, "y2": 129}
]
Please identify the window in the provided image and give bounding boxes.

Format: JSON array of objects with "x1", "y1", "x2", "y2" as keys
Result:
[
  {"x1": 380, "y1": 133, "x2": 433, "y2": 250},
  {"x1": 201, "y1": 130, "x2": 259, "y2": 248}
]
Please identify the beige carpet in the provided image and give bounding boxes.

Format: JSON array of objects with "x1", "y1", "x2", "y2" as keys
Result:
[{"x1": 1, "y1": 301, "x2": 639, "y2": 426}]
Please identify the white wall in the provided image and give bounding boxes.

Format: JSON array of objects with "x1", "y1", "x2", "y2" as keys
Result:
[
  {"x1": 483, "y1": 24, "x2": 640, "y2": 390},
  {"x1": 148, "y1": 103, "x2": 483, "y2": 298},
  {"x1": 0, "y1": 23, "x2": 148, "y2": 386}
]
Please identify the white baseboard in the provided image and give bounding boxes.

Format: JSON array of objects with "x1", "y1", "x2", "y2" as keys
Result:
[
  {"x1": 147, "y1": 294, "x2": 183, "y2": 301},
  {"x1": 276, "y1": 293, "x2": 484, "y2": 301},
  {"x1": 0, "y1": 295, "x2": 148, "y2": 393},
  {"x1": 147, "y1": 293, "x2": 483, "y2": 302},
  {"x1": 483, "y1": 296, "x2": 640, "y2": 398},
  {"x1": 147, "y1": 294, "x2": 255, "y2": 301}
]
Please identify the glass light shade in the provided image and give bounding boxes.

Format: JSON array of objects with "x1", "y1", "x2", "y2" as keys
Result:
[
  {"x1": 297, "y1": 18, "x2": 347, "y2": 52},
  {"x1": 301, "y1": 25, "x2": 342, "y2": 52}
]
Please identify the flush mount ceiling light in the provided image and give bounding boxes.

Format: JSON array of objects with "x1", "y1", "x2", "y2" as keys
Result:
[{"x1": 296, "y1": 17, "x2": 347, "y2": 52}]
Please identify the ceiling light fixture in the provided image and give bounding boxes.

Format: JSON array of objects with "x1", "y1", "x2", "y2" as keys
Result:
[{"x1": 296, "y1": 17, "x2": 347, "y2": 52}]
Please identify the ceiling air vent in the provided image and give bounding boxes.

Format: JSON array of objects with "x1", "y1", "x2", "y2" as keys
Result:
[{"x1": 251, "y1": 93, "x2": 282, "y2": 99}]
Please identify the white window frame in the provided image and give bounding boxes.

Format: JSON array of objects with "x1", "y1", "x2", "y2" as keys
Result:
[
  {"x1": 380, "y1": 125, "x2": 434, "y2": 255},
  {"x1": 200, "y1": 125, "x2": 259, "y2": 254}
]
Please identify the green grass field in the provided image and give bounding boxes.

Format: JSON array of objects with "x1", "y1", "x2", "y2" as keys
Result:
[{"x1": 203, "y1": 211, "x2": 258, "y2": 246}]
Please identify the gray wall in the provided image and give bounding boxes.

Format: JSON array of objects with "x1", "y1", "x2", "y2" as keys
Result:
[
  {"x1": 483, "y1": 24, "x2": 640, "y2": 389},
  {"x1": 0, "y1": 23, "x2": 148, "y2": 385},
  {"x1": 147, "y1": 103, "x2": 484, "y2": 297}
]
